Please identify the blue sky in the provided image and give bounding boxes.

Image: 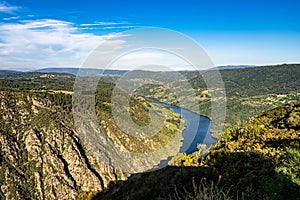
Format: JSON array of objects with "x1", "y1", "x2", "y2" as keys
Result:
[{"x1": 0, "y1": 0, "x2": 299, "y2": 70}]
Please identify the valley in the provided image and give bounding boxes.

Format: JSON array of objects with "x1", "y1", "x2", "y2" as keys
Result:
[{"x1": 0, "y1": 64, "x2": 299, "y2": 199}]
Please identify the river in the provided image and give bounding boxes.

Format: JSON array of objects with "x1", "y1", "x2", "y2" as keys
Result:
[{"x1": 151, "y1": 98, "x2": 217, "y2": 154}]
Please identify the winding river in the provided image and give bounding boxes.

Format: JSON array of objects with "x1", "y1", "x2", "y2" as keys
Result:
[{"x1": 151, "y1": 98, "x2": 217, "y2": 154}]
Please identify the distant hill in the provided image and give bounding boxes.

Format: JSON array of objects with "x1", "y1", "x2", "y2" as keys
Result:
[
  {"x1": 33, "y1": 68, "x2": 128, "y2": 76},
  {"x1": 0, "y1": 70, "x2": 20, "y2": 76},
  {"x1": 215, "y1": 65, "x2": 257, "y2": 70},
  {"x1": 33, "y1": 67, "x2": 80, "y2": 75},
  {"x1": 0, "y1": 70, "x2": 19, "y2": 73},
  {"x1": 213, "y1": 64, "x2": 298, "y2": 70},
  {"x1": 34, "y1": 66, "x2": 258, "y2": 74},
  {"x1": 1, "y1": 64, "x2": 297, "y2": 75},
  {"x1": 1, "y1": 65, "x2": 288, "y2": 76}
]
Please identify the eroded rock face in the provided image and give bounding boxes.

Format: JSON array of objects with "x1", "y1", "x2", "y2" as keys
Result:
[{"x1": 0, "y1": 91, "x2": 120, "y2": 200}]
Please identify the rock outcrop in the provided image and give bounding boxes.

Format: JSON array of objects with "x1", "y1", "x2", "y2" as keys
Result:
[{"x1": 0, "y1": 91, "x2": 118, "y2": 200}]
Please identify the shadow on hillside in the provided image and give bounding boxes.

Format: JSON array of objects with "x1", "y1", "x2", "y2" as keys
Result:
[
  {"x1": 91, "y1": 150, "x2": 300, "y2": 200},
  {"x1": 93, "y1": 166, "x2": 219, "y2": 200}
]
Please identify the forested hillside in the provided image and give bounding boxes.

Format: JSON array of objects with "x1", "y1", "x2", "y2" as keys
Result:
[
  {"x1": 139, "y1": 64, "x2": 300, "y2": 133},
  {"x1": 95, "y1": 101, "x2": 300, "y2": 200}
]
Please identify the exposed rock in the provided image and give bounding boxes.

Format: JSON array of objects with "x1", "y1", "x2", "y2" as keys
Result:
[{"x1": 0, "y1": 91, "x2": 119, "y2": 200}]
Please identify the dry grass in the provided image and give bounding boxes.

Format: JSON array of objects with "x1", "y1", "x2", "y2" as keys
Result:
[{"x1": 172, "y1": 178, "x2": 232, "y2": 200}]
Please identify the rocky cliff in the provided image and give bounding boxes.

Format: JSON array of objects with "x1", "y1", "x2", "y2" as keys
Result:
[
  {"x1": 0, "y1": 87, "x2": 183, "y2": 200},
  {"x1": 0, "y1": 91, "x2": 118, "y2": 199}
]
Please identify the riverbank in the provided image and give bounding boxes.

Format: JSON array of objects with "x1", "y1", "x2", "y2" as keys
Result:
[{"x1": 150, "y1": 98, "x2": 217, "y2": 154}]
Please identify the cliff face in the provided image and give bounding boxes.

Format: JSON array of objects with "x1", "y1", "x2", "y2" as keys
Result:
[{"x1": 0, "y1": 91, "x2": 118, "y2": 200}]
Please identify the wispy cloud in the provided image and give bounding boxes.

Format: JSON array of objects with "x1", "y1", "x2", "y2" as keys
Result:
[
  {"x1": 0, "y1": 19, "x2": 124, "y2": 69},
  {"x1": 0, "y1": 1, "x2": 20, "y2": 14},
  {"x1": 102, "y1": 25, "x2": 144, "y2": 30},
  {"x1": 3, "y1": 16, "x2": 20, "y2": 21},
  {"x1": 80, "y1": 21, "x2": 128, "y2": 27},
  {"x1": 79, "y1": 21, "x2": 144, "y2": 30}
]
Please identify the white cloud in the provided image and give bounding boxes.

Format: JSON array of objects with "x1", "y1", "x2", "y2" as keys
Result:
[
  {"x1": 80, "y1": 21, "x2": 128, "y2": 27},
  {"x1": 0, "y1": 19, "x2": 123, "y2": 69},
  {"x1": 3, "y1": 16, "x2": 20, "y2": 21},
  {"x1": 0, "y1": 19, "x2": 200, "y2": 71},
  {"x1": 102, "y1": 25, "x2": 144, "y2": 30},
  {"x1": 0, "y1": 1, "x2": 19, "y2": 14},
  {"x1": 79, "y1": 21, "x2": 144, "y2": 31}
]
